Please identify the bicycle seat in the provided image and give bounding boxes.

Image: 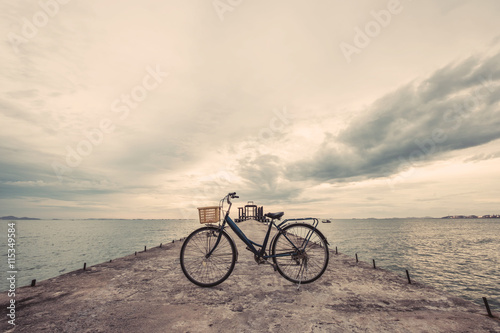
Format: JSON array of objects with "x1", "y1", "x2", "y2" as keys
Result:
[{"x1": 265, "y1": 212, "x2": 284, "y2": 220}]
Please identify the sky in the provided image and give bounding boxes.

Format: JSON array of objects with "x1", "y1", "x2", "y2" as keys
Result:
[{"x1": 1, "y1": 0, "x2": 500, "y2": 219}]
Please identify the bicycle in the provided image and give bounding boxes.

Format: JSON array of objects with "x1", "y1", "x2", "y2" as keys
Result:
[{"x1": 180, "y1": 192, "x2": 329, "y2": 287}]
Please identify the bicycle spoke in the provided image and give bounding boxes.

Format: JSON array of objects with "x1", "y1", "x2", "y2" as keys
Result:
[
  {"x1": 180, "y1": 227, "x2": 236, "y2": 287},
  {"x1": 272, "y1": 223, "x2": 329, "y2": 284}
]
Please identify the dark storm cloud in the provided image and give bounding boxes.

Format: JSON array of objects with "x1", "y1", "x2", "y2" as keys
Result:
[{"x1": 287, "y1": 51, "x2": 500, "y2": 182}]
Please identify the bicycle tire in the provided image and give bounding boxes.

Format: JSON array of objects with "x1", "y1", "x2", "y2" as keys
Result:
[
  {"x1": 180, "y1": 226, "x2": 236, "y2": 287},
  {"x1": 271, "y1": 223, "x2": 329, "y2": 284}
]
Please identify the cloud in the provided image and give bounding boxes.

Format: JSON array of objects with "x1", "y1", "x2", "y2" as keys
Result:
[
  {"x1": 287, "y1": 50, "x2": 500, "y2": 183},
  {"x1": 189, "y1": 152, "x2": 306, "y2": 206},
  {"x1": 236, "y1": 154, "x2": 303, "y2": 202},
  {"x1": 2, "y1": 1, "x2": 500, "y2": 218},
  {"x1": 464, "y1": 151, "x2": 500, "y2": 163}
]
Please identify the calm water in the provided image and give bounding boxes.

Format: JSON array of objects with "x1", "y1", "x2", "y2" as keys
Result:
[
  {"x1": 1, "y1": 218, "x2": 498, "y2": 308},
  {"x1": 0, "y1": 219, "x2": 199, "y2": 293},
  {"x1": 320, "y1": 218, "x2": 499, "y2": 308}
]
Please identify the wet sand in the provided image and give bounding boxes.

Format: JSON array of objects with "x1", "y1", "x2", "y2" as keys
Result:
[{"x1": 1, "y1": 220, "x2": 499, "y2": 332}]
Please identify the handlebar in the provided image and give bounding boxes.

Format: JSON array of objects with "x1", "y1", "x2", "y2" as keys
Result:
[
  {"x1": 214, "y1": 192, "x2": 239, "y2": 220},
  {"x1": 224, "y1": 192, "x2": 239, "y2": 206}
]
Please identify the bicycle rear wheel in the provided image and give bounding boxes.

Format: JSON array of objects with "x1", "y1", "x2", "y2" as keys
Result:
[
  {"x1": 271, "y1": 223, "x2": 329, "y2": 284},
  {"x1": 180, "y1": 226, "x2": 236, "y2": 287}
]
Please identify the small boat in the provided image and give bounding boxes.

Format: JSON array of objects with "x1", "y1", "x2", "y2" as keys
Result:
[{"x1": 322, "y1": 219, "x2": 331, "y2": 223}]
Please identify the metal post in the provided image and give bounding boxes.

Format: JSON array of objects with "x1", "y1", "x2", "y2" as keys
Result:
[
  {"x1": 406, "y1": 269, "x2": 411, "y2": 284},
  {"x1": 483, "y1": 297, "x2": 493, "y2": 317}
]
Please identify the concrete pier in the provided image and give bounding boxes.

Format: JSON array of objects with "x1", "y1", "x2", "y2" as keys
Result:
[{"x1": 2, "y1": 220, "x2": 499, "y2": 332}]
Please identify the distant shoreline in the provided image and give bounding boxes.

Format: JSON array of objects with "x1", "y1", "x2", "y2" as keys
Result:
[
  {"x1": 0, "y1": 216, "x2": 40, "y2": 220},
  {"x1": 441, "y1": 215, "x2": 500, "y2": 219}
]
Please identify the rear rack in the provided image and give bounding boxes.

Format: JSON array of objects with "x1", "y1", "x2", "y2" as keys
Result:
[{"x1": 276, "y1": 217, "x2": 319, "y2": 229}]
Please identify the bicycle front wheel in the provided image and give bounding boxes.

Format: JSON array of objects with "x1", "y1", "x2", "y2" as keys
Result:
[
  {"x1": 271, "y1": 223, "x2": 329, "y2": 284},
  {"x1": 180, "y1": 226, "x2": 236, "y2": 287}
]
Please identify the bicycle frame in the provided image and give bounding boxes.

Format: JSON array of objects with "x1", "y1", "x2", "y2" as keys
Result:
[{"x1": 206, "y1": 195, "x2": 320, "y2": 260}]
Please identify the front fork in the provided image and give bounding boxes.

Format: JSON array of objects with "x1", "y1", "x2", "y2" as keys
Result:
[
  {"x1": 205, "y1": 224, "x2": 226, "y2": 258},
  {"x1": 205, "y1": 222, "x2": 239, "y2": 262}
]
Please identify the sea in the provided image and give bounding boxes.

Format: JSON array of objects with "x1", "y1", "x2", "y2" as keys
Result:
[{"x1": 1, "y1": 218, "x2": 498, "y2": 309}]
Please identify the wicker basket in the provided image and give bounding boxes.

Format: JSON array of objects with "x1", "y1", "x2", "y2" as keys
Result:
[{"x1": 197, "y1": 206, "x2": 221, "y2": 224}]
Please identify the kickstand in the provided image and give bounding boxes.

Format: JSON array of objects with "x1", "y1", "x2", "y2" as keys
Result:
[
  {"x1": 296, "y1": 260, "x2": 306, "y2": 290},
  {"x1": 296, "y1": 266, "x2": 304, "y2": 290}
]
